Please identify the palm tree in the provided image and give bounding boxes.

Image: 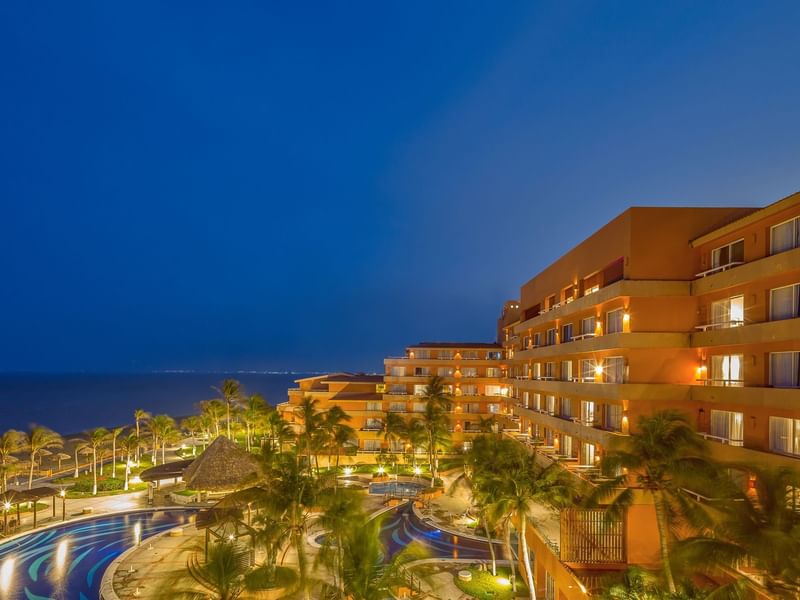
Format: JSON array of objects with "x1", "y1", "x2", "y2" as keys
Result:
[
  {"x1": 187, "y1": 541, "x2": 248, "y2": 600},
  {"x1": 590, "y1": 410, "x2": 720, "y2": 594},
  {"x1": 322, "y1": 406, "x2": 355, "y2": 473},
  {"x1": 420, "y1": 376, "x2": 452, "y2": 483},
  {"x1": 490, "y1": 453, "x2": 576, "y2": 599},
  {"x1": 383, "y1": 412, "x2": 407, "y2": 462},
  {"x1": 25, "y1": 426, "x2": 63, "y2": 489},
  {"x1": 316, "y1": 488, "x2": 363, "y2": 595},
  {"x1": 118, "y1": 432, "x2": 139, "y2": 491},
  {"x1": 213, "y1": 378, "x2": 242, "y2": 439},
  {"x1": 150, "y1": 414, "x2": 177, "y2": 465},
  {"x1": 264, "y1": 409, "x2": 294, "y2": 452},
  {"x1": 109, "y1": 426, "x2": 124, "y2": 478},
  {"x1": 0, "y1": 430, "x2": 22, "y2": 492},
  {"x1": 181, "y1": 415, "x2": 204, "y2": 455},
  {"x1": 674, "y1": 465, "x2": 800, "y2": 597},
  {"x1": 87, "y1": 427, "x2": 109, "y2": 495},
  {"x1": 133, "y1": 409, "x2": 150, "y2": 463},
  {"x1": 294, "y1": 396, "x2": 322, "y2": 474},
  {"x1": 201, "y1": 399, "x2": 226, "y2": 438},
  {"x1": 70, "y1": 437, "x2": 89, "y2": 478},
  {"x1": 241, "y1": 394, "x2": 267, "y2": 452}
]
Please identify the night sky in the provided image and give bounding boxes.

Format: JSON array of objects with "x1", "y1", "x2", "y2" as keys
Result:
[{"x1": 2, "y1": 2, "x2": 799, "y2": 373}]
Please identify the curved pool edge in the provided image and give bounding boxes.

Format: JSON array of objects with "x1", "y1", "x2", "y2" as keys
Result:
[
  {"x1": 409, "y1": 501, "x2": 505, "y2": 545},
  {"x1": 99, "y1": 519, "x2": 196, "y2": 600}
]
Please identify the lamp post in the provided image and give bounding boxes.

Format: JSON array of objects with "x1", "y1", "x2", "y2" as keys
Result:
[
  {"x1": 3, "y1": 502, "x2": 9, "y2": 533},
  {"x1": 60, "y1": 489, "x2": 66, "y2": 521}
]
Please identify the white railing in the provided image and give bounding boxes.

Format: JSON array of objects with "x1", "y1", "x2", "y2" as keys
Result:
[
  {"x1": 694, "y1": 320, "x2": 745, "y2": 331},
  {"x1": 572, "y1": 333, "x2": 596, "y2": 341},
  {"x1": 695, "y1": 261, "x2": 745, "y2": 278},
  {"x1": 698, "y1": 432, "x2": 744, "y2": 446}
]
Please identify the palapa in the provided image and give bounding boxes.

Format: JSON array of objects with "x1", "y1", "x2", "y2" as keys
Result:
[{"x1": 182, "y1": 436, "x2": 264, "y2": 492}]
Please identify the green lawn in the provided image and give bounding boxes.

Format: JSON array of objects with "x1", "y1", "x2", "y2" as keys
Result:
[{"x1": 453, "y1": 567, "x2": 529, "y2": 600}]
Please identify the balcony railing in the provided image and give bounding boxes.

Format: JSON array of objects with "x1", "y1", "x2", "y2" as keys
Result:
[
  {"x1": 572, "y1": 333, "x2": 596, "y2": 341},
  {"x1": 700, "y1": 379, "x2": 744, "y2": 387},
  {"x1": 695, "y1": 261, "x2": 745, "y2": 278},
  {"x1": 698, "y1": 432, "x2": 744, "y2": 446},
  {"x1": 694, "y1": 320, "x2": 745, "y2": 331}
]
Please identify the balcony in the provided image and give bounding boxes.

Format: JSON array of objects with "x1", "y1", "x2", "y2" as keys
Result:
[
  {"x1": 694, "y1": 261, "x2": 745, "y2": 278},
  {"x1": 694, "y1": 320, "x2": 744, "y2": 331},
  {"x1": 572, "y1": 333, "x2": 596, "y2": 342},
  {"x1": 697, "y1": 432, "x2": 744, "y2": 447}
]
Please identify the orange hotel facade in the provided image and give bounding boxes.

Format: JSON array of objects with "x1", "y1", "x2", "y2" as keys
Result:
[{"x1": 280, "y1": 191, "x2": 800, "y2": 598}]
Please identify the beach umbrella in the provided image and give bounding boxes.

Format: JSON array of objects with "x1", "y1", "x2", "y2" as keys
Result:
[
  {"x1": 53, "y1": 453, "x2": 71, "y2": 471},
  {"x1": 37, "y1": 449, "x2": 52, "y2": 468}
]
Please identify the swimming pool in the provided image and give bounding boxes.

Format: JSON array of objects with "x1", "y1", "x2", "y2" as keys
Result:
[
  {"x1": 0, "y1": 509, "x2": 193, "y2": 600},
  {"x1": 368, "y1": 481, "x2": 429, "y2": 497},
  {"x1": 379, "y1": 503, "x2": 508, "y2": 561}
]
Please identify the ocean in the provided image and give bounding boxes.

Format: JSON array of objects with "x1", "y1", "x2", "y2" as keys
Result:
[{"x1": 0, "y1": 372, "x2": 313, "y2": 434}]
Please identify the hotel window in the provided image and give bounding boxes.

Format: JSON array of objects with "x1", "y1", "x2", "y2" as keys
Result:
[
  {"x1": 711, "y1": 239, "x2": 744, "y2": 270},
  {"x1": 605, "y1": 404, "x2": 622, "y2": 431},
  {"x1": 561, "y1": 323, "x2": 573, "y2": 343},
  {"x1": 366, "y1": 402, "x2": 382, "y2": 411},
  {"x1": 579, "y1": 359, "x2": 596, "y2": 382},
  {"x1": 582, "y1": 443, "x2": 596, "y2": 466},
  {"x1": 769, "y1": 416, "x2": 800, "y2": 456},
  {"x1": 545, "y1": 573, "x2": 555, "y2": 600},
  {"x1": 487, "y1": 403, "x2": 500, "y2": 414},
  {"x1": 390, "y1": 385, "x2": 407, "y2": 395},
  {"x1": 437, "y1": 367, "x2": 454, "y2": 376},
  {"x1": 413, "y1": 384, "x2": 427, "y2": 396},
  {"x1": 546, "y1": 328, "x2": 556, "y2": 346},
  {"x1": 462, "y1": 367, "x2": 478, "y2": 377},
  {"x1": 710, "y1": 295, "x2": 745, "y2": 328},
  {"x1": 438, "y1": 350, "x2": 454, "y2": 359},
  {"x1": 464, "y1": 403, "x2": 480, "y2": 414},
  {"x1": 563, "y1": 284, "x2": 575, "y2": 303},
  {"x1": 522, "y1": 391, "x2": 529, "y2": 407},
  {"x1": 461, "y1": 384, "x2": 478, "y2": 395},
  {"x1": 770, "y1": 216, "x2": 800, "y2": 255},
  {"x1": 770, "y1": 352, "x2": 800, "y2": 388},
  {"x1": 771, "y1": 284, "x2": 800, "y2": 320},
  {"x1": 389, "y1": 440, "x2": 404, "y2": 452},
  {"x1": 560, "y1": 397, "x2": 573, "y2": 419},
  {"x1": 562, "y1": 434, "x2": 577, "y2": 458},
  {"x1": 390, "y1": 366, "x2": 405, "y2": 377},
  {"x1": 414, "y1": 367, "x2": 431, "y2": 376},
  {"x1": 533, "y1": 332, "x2": 541, "y2": 347},
  {"x1": 580, "y1": 401, "x2": 595, "y2": 425},
  {"x1": 412, "y1": 402, "x2": 426, "y2": 412},
  {"x1": 709, "y1": 410, "x2": 744, "y2": 446},
  {"x1": 545, "y1": 395, "x2": 556, "y2": 415},
  {"x1": 485, "y1": 385, "x2": 505, "y2": 396},
  {"x1": 486, "y1": 367, "x2": 501, "y2": 377},
  {"x1": 583, "y1": 272, "x2": 601, "y2": 296},
  {"x1": 543, "y1": 362, "x2": 555, "y2": 379},
  {"x1": 532, "y1": 363, "x2": 542, "y2": 379},
  {"x1": 605, "y1": 357, "x2": 626, "y2": 383},
  {"x1": 710, "y1": 354, "x2": 744, "y2": 386},
  {"x1": 561, "y1": 360, "x2": 573, "y2": 381},
  {"x1": 462, "y1": 351, "x2": 479, "y2": 360},
  {"x1": 415, "y1": 350, "x2": 430, "y2": 359},
  {"x1": 442, "y1": 385, "x2": 453, "y2": 394},
  {"x1": 363, "y1": 439, "x2": 381, "y2": 451},
  {"x1": 579, "y1": 316, "x2": 596, "y2": 338},
  {"x1": 533, "y1": 393, "x2": 542, "y2": 410},
  {"x1": 487, "y1": 351, "x2": 503, "y2": 360},
  {"x1": 606, "y1": 309, "x2": 624, "y2": 334},
  {"x1": 364, "y1": 418, "x2": 383, "y2": 430},
  {"x1": 389, "y1": 402, "x2": 406, "y2": 412},
  {"x1": 522, "y1": 335, "x2": 531, "y2": 349}
]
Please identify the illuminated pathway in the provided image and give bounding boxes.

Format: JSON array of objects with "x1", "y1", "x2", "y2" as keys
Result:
[
  {"x1": 379, "y1": 503, "x2": 508, "y2": 561},
  {"x1": 0, "y1": 509, "x2": 192, "y2": 600}
]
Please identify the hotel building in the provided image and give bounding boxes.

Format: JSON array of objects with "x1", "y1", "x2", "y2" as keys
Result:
[{"x1": 281, "y1": 191, "x2": 800, "y2": 598}]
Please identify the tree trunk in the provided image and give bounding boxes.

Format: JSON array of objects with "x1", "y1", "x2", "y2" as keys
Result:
[
  {"x1": 226, "y1": 401, "x2": 231, "y2": 438},
  {"x1": 112, "y1": 438, "x2": 117, "y2": 478},
  {"x1": 519, "y1": 513, "x2": 537, "y2": 600},
  {"x1": 92, "y1": 448, "x2": 98, "y2": 496},
  {"x1": 482, "y1": 514, "x2": 497, "y2": 576},
  {"x1": 654, "y1": 490, "x2": 677, "y2": 593},
  {"x1": 28, "y1": 452, "x2": 35, "y2": 490},
  {"x1": 74, "y1": 449, "x2": 79, "y2": 478},
  {"x1": 503, "y1": 518, "x2": 518, "y2": 592},
  {"x1": 135, "y1": 421, "x2": 140, "y2": 462},
  {"x1": 124, "y1": 449, "x2": 130, "y2": 491}
]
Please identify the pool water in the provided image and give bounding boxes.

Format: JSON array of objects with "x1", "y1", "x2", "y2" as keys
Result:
[
  {"x1": 0, "y1": 509, "x2": 193, "y2": 600},
  {"x1": 379, "y1": 503, "x2": 508, "y2": 561},
  {"x1": 368, "y1": 481, "x2": 428, "y2": 497}
]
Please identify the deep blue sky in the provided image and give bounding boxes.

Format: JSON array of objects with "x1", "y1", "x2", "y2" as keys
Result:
[{"x1": 2, "y1": 2, "x2": 799, "y2": 373}]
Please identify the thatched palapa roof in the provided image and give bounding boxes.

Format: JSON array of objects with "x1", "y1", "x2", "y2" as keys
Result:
[{"x1": 182, "y1": 436, "x2": 264, "y2": 492}]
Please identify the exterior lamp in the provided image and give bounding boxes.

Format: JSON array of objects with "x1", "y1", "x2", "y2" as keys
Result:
[
  {"x1": 2, "y1": 503, "x2": 9, "y2": 511},
  {"x1": 413, "y1": 466, "x2": 422, "y2": 476},
  {"x1": 496, "y1": 576, "x2": 510, "y2": 586},
  {"x1": 343, "y1": 467, "x2": 353, "y2": 477},
  {"x1": 377, "y1": 466, "x2": 384, "y2": 475},
  {"x1": 594, "y1": 365, "x2": 603, "y2": 377}
]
